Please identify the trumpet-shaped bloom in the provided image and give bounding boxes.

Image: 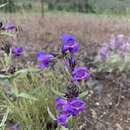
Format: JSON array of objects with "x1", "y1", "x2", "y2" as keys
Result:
[
  {"x1": 68, "y1": 98, "x2": 85, "y2": 116},
  {"x1": 57, "y1": 114, "x2": 68, "y2": 128},
  {"x1": 55, "y1": 97, "x2": 67, "y2": 113},
  {"x1": 12, "y1": 47, "x2": 23, "y2": 56},
  {"x1": 37, "y1": 51, "x2": 54, "y2": 69},
  {"x1": 72, "y1": 67, "x2": 90, "y2": 81},
  {"x1": 5, "y1": 23, "x2": 16, "y2": 30},
  {"x1": 61, "y1": 34, "x2": 79, "y2": 54}
]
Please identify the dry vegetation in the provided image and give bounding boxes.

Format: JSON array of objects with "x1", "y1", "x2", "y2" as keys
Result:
[{"x1": 2, "y1": 13, "x2": 130, "y2": 46}]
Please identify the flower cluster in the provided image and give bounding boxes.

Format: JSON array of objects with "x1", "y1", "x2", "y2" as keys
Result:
[
  {"x1": 56, "y1": 97, "x2": 85, "y2": 128},
  {"x1": 36, "y1": 34, "x2": 90, "y2": 81},
  {"x1": 61, "y1": 34, "x2": 90, "y2": 81},
  {"x1": 55, "y1": 34, "x2": 90, "y2": 128},
  {"x1": 0, "y1": 22, "x2": 22, "y2": 57},
  {"x1": 99, "y1": 34, "x2": 130, "y2": 61},
  {"x1": 36, "y1": 34, "x2": 90, "y2": 128},
  {"x1": 2, "y1": 32, "x2": 89, "y2": 129}
]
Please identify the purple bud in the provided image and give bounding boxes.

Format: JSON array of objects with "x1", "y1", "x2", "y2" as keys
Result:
[
  {"x1": 55, "y1": 97, "x2": 67, "y2": 112},
  {"x1": 37, "y1": 51, "x2": 54, "y2": 69},
  {"x1": 57, "y1": 114, "x2": 68, "y2": 128},
  {"x1": 65, "y1": 56, "x2": 76, "y2": 72},
  {"x1": 12, "y1": 47, "x2": 23, "y2": 57},
  {"x1": 5, "y1": 23, "x2": 16, "y2": 30},
  {"x1": 99, "y1": 46, "x2": 108, "y2": 61},
  {"x1": 61, "y1": 34, "x2": 79, "y2": 54},
  {"x1": 72, "y1": 67, "x2": 90, "y2": 81}
]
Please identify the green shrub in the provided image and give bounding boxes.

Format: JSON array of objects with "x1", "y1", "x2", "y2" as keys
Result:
[
  {"x1": 93, "y1": 0, "x2": 130, "y2": 14},
  {"x1": 22, "y1": 2, "x2": 32, "y2": 10},
  {"x1": 46, "y1": 0, "x2": 130, "y2": 14},
  {"x1": 0, "y1": 0, "x2": 16, "y2": 13}
]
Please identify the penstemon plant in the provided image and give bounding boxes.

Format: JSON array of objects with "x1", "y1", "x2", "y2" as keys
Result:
[
  {"x1": 0, "y1": 15, "x2": 90, "y2": 129},
  {"x1": 45, "y1": 34, "x2": 90, "y2": 130}
]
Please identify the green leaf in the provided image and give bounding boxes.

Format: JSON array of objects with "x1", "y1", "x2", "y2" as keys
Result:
[
  {"x1": 0, "y1": 32, "x2": 14, "y2": 37},
  {"x1": 47, "y1": 106, "x2": 56, "y2": 120},
  {"x1": 0, "y1": 79, "x2": 11, "y2": 87},
  {"x1": 61, "y1": 126, "x2": 69, "y2": 130},
  {"x1": 0, "y1": 68, "x2": 39, "y2": 80},
  {"x1": 0, "y1": 108, "x2": 10, "y2": 128},
  {"x1": 0, "y1": 2, "x2": 8, "y2": 8},
  {"x1": 18, "y1": 93, "x2": 38, "y2": 101},
  {"x1": 4, "y1": 53, "x2": 11, "y2": 66},
  {"x1": 79, "y1": 91, "x2": 88, "y2": 98},
  {"x1": 67, "y1": 117, "x2": 73, "y2": 129},
  {"x1": 15, "y1": 68, "x2": 40, "y2": 77},
  {"x1": 51, "y1": 87, "x2": 64, "y2": 96},
  {"x1": 0, "y1": 74, "x2": 11, "y2": 80}
]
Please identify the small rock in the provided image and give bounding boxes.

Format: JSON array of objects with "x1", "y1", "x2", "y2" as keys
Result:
[{"x1": 115, "y1": 123, "x2": 123, "y2": 130}]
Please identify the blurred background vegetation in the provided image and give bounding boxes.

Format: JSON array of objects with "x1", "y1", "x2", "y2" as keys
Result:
[{"x1": 0, "y1": 0, "x2": 130, "y2": 14}]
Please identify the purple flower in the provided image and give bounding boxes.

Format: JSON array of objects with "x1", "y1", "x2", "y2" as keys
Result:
[
  {"x1": 72, "y1": 67, "x2": 90, "y2": 81},
  {"x1": 12, "y1": 47, "x2": 23, "y2": 56},
  {"x1": 68, "y1": 98, "x2": 85, "y2": 116},
  {"x1": 61, "y1": 34, "x2": 79, "y2": 54},
  {"x1": 55, "y1": 97, "x2": 85, "y2": 116},
  {"x1": 11, "y1": 124, "x2": 18, "y2": 130},
  {"x1": 5, "y1": 23, "x2": 16, "y2": 30},
  {"x1": 57, "y1": 114, "x2": 68, "y2": 128},
  {"x1": 99, "y1": 46, "x2": 108, "y2": 61},
  {"x1": 61, "y1": 34, "x2": 76, "y2": 43},
  {"x1": 120, "y1": 42, "x2": 130, "y2": 53},
  {"x1": 8, "y1": 124, "x2": 19, "y2": 130},
  {"x1": 37, "y1": 51, "x2": 54, "y2": 69},
  {"x1": 55, "y1": 97, "x2": 86, "y2": 127},
  {"x1": 109, "y1": 34, "x2": 124, "y2": 51},
  {"x1": 55, "y1": 97, "x2": 67, "y2": 113}
]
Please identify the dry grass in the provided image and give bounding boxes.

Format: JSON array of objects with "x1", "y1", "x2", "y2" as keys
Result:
[{"x1": 1, "y1": 12, "x2": 130, "y2": 50}]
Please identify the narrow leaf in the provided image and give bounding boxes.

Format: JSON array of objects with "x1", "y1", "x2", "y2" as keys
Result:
[
  {"x1": 0, "y1": 108, "x2": 10, "y2": 128},
  {"x1": 51, "y1": 87, "x2": 64, "y2": 96},
  {"x1": 0, "y1": 74, "x2": 11, "y2": 80},
  {"x1": 61, "y1": 126, "x2": 69, "y2": 130},
  {"x1": 0, "y1": 32, "x2": 14, "y2": 37},
  {"x1": 15, "y1": 68, "x2": 40, "y2": 77},
  {"x1": 79, "y1": 91, "x2": 88, "y2": 98},
  {"x1": 47, "y1": 106, "x2": 56, "y2": 120},
  {"x1": 0, "y1": 2, "x2": 8, "y2": 8},
  {"x1": 67, "y1": 117, "x2": 73, "y2": 129},
  {"x1": 18, "y1": 93, "x2": 37, "y2": 101}
]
